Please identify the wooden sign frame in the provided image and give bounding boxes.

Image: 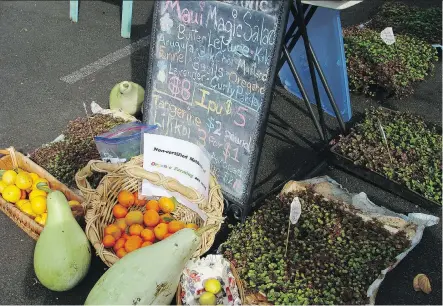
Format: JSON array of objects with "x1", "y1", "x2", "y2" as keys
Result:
[{"x1": 143, "y1": 0, "x2": 291, "y2": 219}]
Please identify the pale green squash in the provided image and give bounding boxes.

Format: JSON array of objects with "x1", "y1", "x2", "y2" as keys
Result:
[
  {"x1": 33, "y1": 184, "x2": 91, "y2": 292},
  {"x1": 85, "y1": 227, "x2": 210, "y2": 305}
]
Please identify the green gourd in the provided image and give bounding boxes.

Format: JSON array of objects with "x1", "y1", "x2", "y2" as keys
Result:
[
  {"x1": 85, "y1": 226, "x2": 214, "y2": 305},
  {"x1": 109, "y1": 81, "x2": 145, "y2": 116},
  {"x1": 33, "y1": 183, "x2": 91, "y2": 292}
]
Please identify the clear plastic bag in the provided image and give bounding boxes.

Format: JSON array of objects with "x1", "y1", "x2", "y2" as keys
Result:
[{"x1": 94, "y1": 122, "x2": 157, "y2": 163}]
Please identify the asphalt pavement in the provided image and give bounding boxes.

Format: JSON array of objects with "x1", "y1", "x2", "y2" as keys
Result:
[{"x1": 0, "y1": 1, "x2": 441, "y2": 304}]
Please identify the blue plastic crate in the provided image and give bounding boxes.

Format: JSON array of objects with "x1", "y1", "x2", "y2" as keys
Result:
[{"x1": 278, "y1": 7, "x2": 352, "y2": 122}]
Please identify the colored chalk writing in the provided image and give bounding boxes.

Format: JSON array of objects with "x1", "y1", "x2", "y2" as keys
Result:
[{"x1": 144, "y1": 0, "x2": 288, "y2": 206}]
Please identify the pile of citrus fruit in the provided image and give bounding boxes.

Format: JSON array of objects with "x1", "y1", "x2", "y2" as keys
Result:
[
  {"x1": 102, "y1": 190, "x2": 199, "y2": 258},
  {"x1": 0, "y1": 168, "x2": 79, "y2": 226}
]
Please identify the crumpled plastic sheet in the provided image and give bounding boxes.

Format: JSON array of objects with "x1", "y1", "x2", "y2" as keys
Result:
[{"x1": 293, "y1": 176, "x2": 440, "y2": 304}]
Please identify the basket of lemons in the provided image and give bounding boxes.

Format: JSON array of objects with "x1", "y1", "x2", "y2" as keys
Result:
[{"x1": 0, "y1": 147, "x2": 84, "y2": 240}]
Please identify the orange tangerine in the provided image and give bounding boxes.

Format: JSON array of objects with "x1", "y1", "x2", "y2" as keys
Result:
[
  {"x1": 113, "y1": 237, "x2": 126, "y2": 252},
  {"x1": 168, "y1": 220, "x2": 185, "y2": 233},
  {"x1": 124, "y1": 236, "x2": 142, "y2": 253},
  {"x1": 104, "y1": 224, "x2": 122, "y2": 240},
  {"x1": 103, "y1": 235, "x2": 116, "y2": 248},
  {"x1": 117, "y1": 190, "x2": 135, "y2": 208},
  {"x1": 145, "y1": 200, "x2": 160, "y2": 212},
  {"x1": 116, "y1": 248, "x2": 127, "y2": 258},
  {"x1": 143, "y1": 209, "x2": 160, "y2": 227},
  {"x1": 140, "y1": 228, "x2": 155, "y2": 242},
  {"x1": 129, "y1": 224, "x2": 144, "y2": 236},
  {"x1": 154, "y1": 223, "x2": 168, "y2": 240},
  {"x1": 113, "y1": 204, "x2": 128, "y2": 219}
]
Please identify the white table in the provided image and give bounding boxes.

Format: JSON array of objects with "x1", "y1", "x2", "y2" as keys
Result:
[{"x1": 301, "y1": 0, "x2": 362, "y2": 10}]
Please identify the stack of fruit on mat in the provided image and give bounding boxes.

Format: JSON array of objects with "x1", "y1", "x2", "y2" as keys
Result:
[
  {"x1": 223, "y1": 188, "x2": 411, "y2": 305},
  {"x1": 0, "y1": 169, "x2": 79, "y2": 226},
  {"x1": 103, "y1": 190, "x2": 199, "y2": 258},
  {"x1": 199, "y1": 278, "x2": 222, "y2": 305},
  {"x1": 29, "y1": 114, "x2": 128, "y2": 188}
]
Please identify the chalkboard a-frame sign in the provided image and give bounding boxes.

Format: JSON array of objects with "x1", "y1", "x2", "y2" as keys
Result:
[{"x1": 143, "y1": 0, "x2": 290, "y2": 218}]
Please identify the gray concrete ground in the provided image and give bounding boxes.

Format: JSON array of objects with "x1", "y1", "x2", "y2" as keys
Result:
[{"x1": 0, "y1": 0, "x2": 441, "y2": 304}]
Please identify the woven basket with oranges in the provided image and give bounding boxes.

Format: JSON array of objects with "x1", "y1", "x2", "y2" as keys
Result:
[{"x1": 75, "y1": 156, "x2": 224, "y2": 267}]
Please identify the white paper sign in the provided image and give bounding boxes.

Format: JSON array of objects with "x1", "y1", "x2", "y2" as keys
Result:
[
  {"x1": 380, "y1": 27, "x2": 396, "y2": 45},
  {"x1": 141, "y1": 134, "x2": 210, "y2": 221},
  {"x1": 290, "y1": 197, "x2": 302, "y2": 224}
]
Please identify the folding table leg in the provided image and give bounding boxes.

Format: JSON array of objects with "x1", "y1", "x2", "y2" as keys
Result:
[
  {"x1": 70, "y1": 0, "x2": 79, "y2": 22},
  {"x1": 307, "y1": 43, "x2": 347, "y2": 133},
  {"x1": 121, "y1": 0, "x2": 133, "y2": 38},
  {"x1": 282, "y1": 45, "x2": 326, "y2": 141},
  {"x1": 295, "y1": 0, "x2": 328, "y2": 142}
]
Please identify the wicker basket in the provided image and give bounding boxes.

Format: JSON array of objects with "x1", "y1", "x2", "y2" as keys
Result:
[
  {"x1": 176, "y1": 262, "x2": 246, "y2": 305},
  {"x1": 75, "y1": 156, "x2": 224, "y2": 267},
  {"x1": 0, "y1": 147, "x2": 85, "y2": 240}
]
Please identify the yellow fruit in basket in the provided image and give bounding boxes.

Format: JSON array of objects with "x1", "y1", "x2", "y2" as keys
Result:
[
  {"x1": 28, "y1": 172, "x2": 40, "y2": 183},
  {"x1": 40, "y1": 212, "x2": 48, "y2": 225},
  {"x1": 35, "y1": 212, "x2": 47, "y2": 226},
  {"x1": 204, "y1": 278, "x2": 222, "y2": 294},
  {"x1": 0, "y1": 181, "x2": 7, "y2": 193},
  {"x1": 2, "y1": 170, "x2": 17, "y2": 186},
  {"x1": 29, "y1": 189, "x2": 47, "y2": 201},
  {"x1": 199, "y1": 292, "x2": 217, "y2": 305},
  {"x1": 16, "y1": 199, "x2": 30, "y2": 210},
  {"x1": 21, "y1": 201, "x2": 37, "y2": 217},
  {"x1": 32, "y1": 178, "x2": 49, "y2": 190},
  {"x1": 158, "y1": 197, "x2": 176, "y2": 213},
  {"x1": 2, "y1": 185, "x2": 21, "y2": 203},
  {"x1": 68, "y1": 200, "x2": 80, "y2": 206},
  {"x1": 31, "y1": 196, "x2": 47, "y2": 215},
  {"x1": 15, "y1": 172, "x2": 33, "y2": 190}
]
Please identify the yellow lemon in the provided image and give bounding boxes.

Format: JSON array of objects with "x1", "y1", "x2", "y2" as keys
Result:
[
  {"x1": 35, "y1": 212, "x2": 47, "y2": 226},
  {"x1": 0, "y1": 181, "x2": 7, "y2": 193},
  {"x1": 29, "y1": 189, "x2": 47, "y2": 201},
  {"x1": 40, "y1": 212, "x2": 48, "y2": 225},
  {"x1": 1, "y1": 185, "x2": 21, "y2": 203},
  {"x1": 15, "y1": 172, "x2": 33, "y2": 190},
  {"x1": 68, "y1": 200, "x2": 80, "y2": 206},
  {"x1": 1, "y1": 170, "x2": 17, "y2": 186},
  {"x1": 199, "y1": 292, "x2": 216, "y2": 305},
  {"x1": 32, "y1": 178, "x2": 49, "y2": 190},
  {"x1": 31, "y1": 196, "x2": 47, "y2": 215},
  {"x1": 28, "y1": 172, "x2": 40, "y2": 183},
  {"x1": 16, "y1": 199, "x2": 30, "y2": 210},
  {"x1": 21, "y1": 201, "x2": 37, "y2": 217},
  {"x1": 204, "y1": 278, "x2": 222, "y2": 294}
]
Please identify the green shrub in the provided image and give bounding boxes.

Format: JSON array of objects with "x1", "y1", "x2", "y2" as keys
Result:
[
  {"x1": 344, "y1": 27, "x2": 437, "y2": 97},
  {"x1": 371, "y1": 1, "x2": 442, "y2": 44}
]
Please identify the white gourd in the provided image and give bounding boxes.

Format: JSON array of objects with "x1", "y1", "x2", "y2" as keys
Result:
[
  {"x1": 85, "y1": 228, "x2": 207, "y2": 305},
  {"x1": 33, "y1": 184, "x2": 91, "y2": 291}
]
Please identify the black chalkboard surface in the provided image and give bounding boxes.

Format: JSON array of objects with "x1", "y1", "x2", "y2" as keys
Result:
[{"x1": 143, "y1": 0, "x2": 290, "y2": 212}]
